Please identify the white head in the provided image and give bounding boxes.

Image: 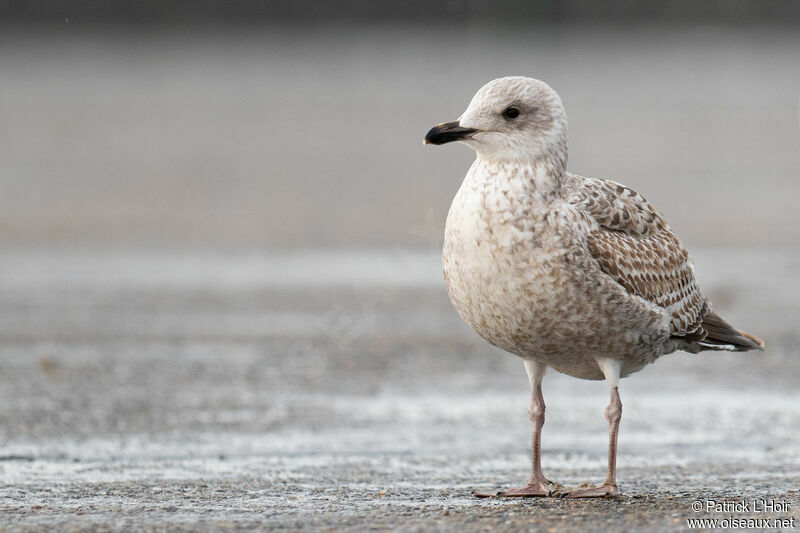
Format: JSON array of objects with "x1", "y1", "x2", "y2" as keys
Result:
[{"x1": 424, "y1": 76, "x2": 568, "y2": 173}]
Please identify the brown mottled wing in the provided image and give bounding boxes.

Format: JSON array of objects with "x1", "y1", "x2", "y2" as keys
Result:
[{"x1": 565, "y1": 174, "x2": 708, "y2": 336}]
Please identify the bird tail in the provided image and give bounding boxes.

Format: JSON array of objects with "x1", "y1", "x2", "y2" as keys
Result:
[{"x1": 696, "y1": 311, "x2": 765, "y2": 352}]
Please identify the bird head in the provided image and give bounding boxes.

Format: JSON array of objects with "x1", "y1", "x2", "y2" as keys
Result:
[{"x1": 424, "y1": 76, "x2": 568, "y2": 169}]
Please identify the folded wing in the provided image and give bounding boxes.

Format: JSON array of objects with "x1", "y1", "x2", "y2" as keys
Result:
[
  {"x1": 565, "y1": 174, "x2": 707, "y2": 337},
  {"x1": 565, "y1": 174, "x2": 763, "y2": 351}
]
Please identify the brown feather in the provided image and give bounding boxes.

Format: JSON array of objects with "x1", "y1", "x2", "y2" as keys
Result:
[
  {"x1": 564, "y1": 173, "x2": 764, "y2": 353},
  {"x1": 699, "y1": 311, "x2": 765, "y2": 351},
  {"x1": 564, "y1": 174, "x2": 706, "y2": 337}
]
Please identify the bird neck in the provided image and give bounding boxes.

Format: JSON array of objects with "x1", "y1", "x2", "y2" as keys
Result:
[{"x1": 475, "y1": 153, "x2": 566, "y2": 202}]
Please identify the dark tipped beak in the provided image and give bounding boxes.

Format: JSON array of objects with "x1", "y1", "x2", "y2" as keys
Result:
[{"x1": 423, "y1": 121, "x2": 478, "y2": 145}]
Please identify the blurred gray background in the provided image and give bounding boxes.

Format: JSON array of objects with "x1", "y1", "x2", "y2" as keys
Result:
[{"x1": 1, "y1": 2, "x2": 799, "y2": 531}]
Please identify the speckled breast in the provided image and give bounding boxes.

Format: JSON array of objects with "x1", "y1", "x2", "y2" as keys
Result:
[
  {"x1": 443, "y1": 189, "x2": 568, "y2": 357},
  {"x1": 441, "y1": 172, "x2": 665, "y2": 380}
]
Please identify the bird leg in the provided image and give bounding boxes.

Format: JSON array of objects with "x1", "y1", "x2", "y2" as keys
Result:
[
  {"x1": 476, "y1": 360, "x2": 561, "y2": 498},
  {"x1": 562, "y1": 384, "x2": 622, "y2": 498}
]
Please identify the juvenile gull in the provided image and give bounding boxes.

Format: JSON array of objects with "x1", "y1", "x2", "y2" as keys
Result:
[{"x1": 424, "y1": 76, "x2": 764, "y2": 498}]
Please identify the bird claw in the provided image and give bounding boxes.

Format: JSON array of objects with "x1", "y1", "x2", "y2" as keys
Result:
[{"x1": 557, "y1": 483, "x2": 619, "y2": 498}]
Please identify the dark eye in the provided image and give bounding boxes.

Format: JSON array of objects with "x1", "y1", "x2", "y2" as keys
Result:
[{"x1": 503, "y1": 107, "x2": 520, "y2": 119}]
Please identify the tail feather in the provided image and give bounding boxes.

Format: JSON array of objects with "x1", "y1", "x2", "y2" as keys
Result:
[{"x1": 697, "y1": 311, "x2": 764, "y2": 352}]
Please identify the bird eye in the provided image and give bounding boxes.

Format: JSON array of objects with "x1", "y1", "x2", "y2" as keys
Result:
[{"x1": 503, "y1": 107, "x2": 520, "y2": 119}]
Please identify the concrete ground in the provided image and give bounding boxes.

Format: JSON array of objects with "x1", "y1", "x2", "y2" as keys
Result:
[{"x1": 0, "y1": 248, "x2": 798, "y2": 531}]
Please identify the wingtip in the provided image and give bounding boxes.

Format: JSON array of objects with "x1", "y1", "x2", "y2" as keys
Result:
[{"x1": 740, "y1": 330, "x2": 765, "y2": 351}]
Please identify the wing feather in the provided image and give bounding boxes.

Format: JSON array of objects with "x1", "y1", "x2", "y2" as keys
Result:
[{"x1": 564, "y1": 174, "x2": 708, "y2": 337}]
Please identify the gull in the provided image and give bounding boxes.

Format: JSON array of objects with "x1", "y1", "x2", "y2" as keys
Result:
[{"x1": 424, "y1": 76, "x2": 764, "y2": 498}]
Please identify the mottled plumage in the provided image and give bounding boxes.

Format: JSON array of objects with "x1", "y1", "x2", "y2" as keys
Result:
[
  {"x1": 425, "y1": 76, "x2": 763, "y2": 498},
  {"x1": 564, "y1": 174, "x2": 706, "y2": 337}
]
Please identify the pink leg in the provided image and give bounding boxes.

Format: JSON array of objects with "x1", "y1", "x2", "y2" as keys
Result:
[
  {"x1": 560, "y1": 363, "x2": 622, "y2": 498},
  {"x1": 476, "y1": 360, "x2": 561, "y2": 498},
  {"x1": 604, "y1": 386, "x2": 622, "y2": 487}
]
